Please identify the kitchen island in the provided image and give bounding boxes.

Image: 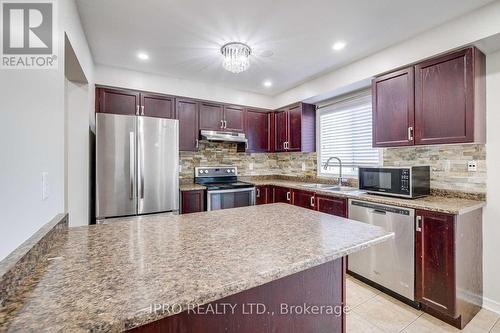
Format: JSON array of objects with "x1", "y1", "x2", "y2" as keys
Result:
[{"x1": 0, "y1": 204, "x2": 392, "y2": 332}]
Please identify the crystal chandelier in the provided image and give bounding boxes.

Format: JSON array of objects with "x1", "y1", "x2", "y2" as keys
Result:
[{"x1": 220, "y1": 42, "x2": 252, "y2": 73}]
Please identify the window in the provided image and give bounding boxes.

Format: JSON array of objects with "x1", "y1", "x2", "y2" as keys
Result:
[{"x1": 317, "y1": 90, "x2": 380, "y2": 177}]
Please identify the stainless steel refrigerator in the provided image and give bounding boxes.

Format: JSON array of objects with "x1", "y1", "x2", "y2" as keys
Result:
[{"x1": 96, "y1": 113, "x2": 179, "y2": 220}]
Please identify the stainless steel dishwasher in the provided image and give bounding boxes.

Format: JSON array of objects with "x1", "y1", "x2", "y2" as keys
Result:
[{"x1": 348, "y1": 199, "x2": 415, "y2": 301}]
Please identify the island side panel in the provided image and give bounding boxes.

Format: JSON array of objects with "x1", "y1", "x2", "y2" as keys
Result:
[{"x1": 129, "y1": 258, "x2": 347, "y2": 333}]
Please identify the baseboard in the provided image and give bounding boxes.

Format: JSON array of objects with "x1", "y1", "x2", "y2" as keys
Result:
[{"x1": 483, "y1": 296, "x2": 500, "y2": 315}]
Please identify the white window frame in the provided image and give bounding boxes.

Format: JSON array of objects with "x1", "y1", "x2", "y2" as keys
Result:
[{"x1": 316, "y1": 89, "x2": 382, "y2": 178}]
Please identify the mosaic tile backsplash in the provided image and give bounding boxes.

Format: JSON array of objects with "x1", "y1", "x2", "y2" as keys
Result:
[
  {"x1": 180, "y1": 141, "x2": 486, "y2": 194},
  {"x1": 383, "y1": 144, "x2": 486, "y2": 194},
  {"x1": 180, "y1": 141, "x2": 317, "y2": 179}
]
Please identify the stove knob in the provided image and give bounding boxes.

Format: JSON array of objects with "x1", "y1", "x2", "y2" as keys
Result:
[
  {"x1": 198, "y1": 170, "x2": 203, "y2": 174},
  {"x1": 231, "y1": 169, "x2": 235, "y2": 173},
  {"x1": 226, "y1": 169, "x2": 231, "y2": 173},
  {"x1": 204, "y1": 170, "x2": 209, "y2": 174}
]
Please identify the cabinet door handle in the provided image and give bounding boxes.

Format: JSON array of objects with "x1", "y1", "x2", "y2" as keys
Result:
[
  {"x1": 196, "y1": 139, "x2": 199, "y2": 149},
  {"x1": 220, "y1": 120, "x2": 224, "y2": 129},
  {"x1": 408, "y1": 127, "x2": 414, "y2": 141},
  {"x1": 416, "y1": 216, "x2": 422, "y2": 232},
  {"x1": 136, "y1": 105, "x2": 140, "y2": 116},
  {"x1": 256, "y1": 188, "x2": 260, "y2": 198},
  {"x1": 224, "y1": 120, "x2": 227, "y2": 129},
  {"x1": 283, "y1": 142, "x2": 286, "y2": 150},
  {"x1": 141, "y1": 105, "x2": 145, "y2": 116},
  {"x1": 286, "y1": 191, "x2": 291, "y2": 201},
  {"x1": 310, "y1": 196, "x2": 315, "y2": 207}
]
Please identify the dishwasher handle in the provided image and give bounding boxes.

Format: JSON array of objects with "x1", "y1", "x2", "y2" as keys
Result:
[{"x1": 351, "y1": 200, "x2": 413, "y2": 216}]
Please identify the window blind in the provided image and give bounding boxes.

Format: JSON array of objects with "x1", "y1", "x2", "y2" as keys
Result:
[{"x1": 318, "y1": 90, "x2": 380, "y2": 176}]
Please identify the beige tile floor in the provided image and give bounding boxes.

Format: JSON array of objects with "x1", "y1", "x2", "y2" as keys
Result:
[{"x1": 346, "y1": 275, "x2": 500, "y2": 333}]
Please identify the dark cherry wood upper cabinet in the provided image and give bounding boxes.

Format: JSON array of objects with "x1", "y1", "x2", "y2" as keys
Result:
[
  {"x1": 372, "y1": 67, "x2": 415, "y2": 147},
  {"x1": 224, "y1": 105, "x2": 245, "y2": 132},
  {"x1": 255, "y1": 186, "x2": 271, "y2": 205},
  {"x1": 287, "y1": 104, "x2": 303, "y2": 152},
  {"x1": 97, "y1": 87, "x2": 140, "y2": 115},
  {"x1": 372, "y1": 47, "x2": 486, "y2": 148},
  {"x1": 246, "y1": 110, "x2": 271, "y2": 152},
  {"x1": 415, "y1": 47, "x2": 485, "y2": 145},
  {"x1": 274, "y1": 110, "x2": 288, "y2": 152},
  {"x1": 273, "y1": 103, "x2": 316, "y2": 153},
  {"x1": 199, "y1": 102, "x2": 224, "y2": 131},
  {"x1": 180, "y1": 190, "x2": 205, "y2": 214},
  {"x1": 140, "y1": 93, "x2": 175, "y2": 119},
  {"x1": 176, "y1": 98, "x2": 199, "y2": 151},
  {"x1": 316, "y1": 195, "x2": 347, "y2": 218},
  {"x1": 416, "y1": 210, "x2": 456, "y2": 317},
  {"x1": 273, "y1": 186, "x2": 291, "y2": 204},
  {"x1": 291, "y1": 189, "x2": 316, "y2": 210}
]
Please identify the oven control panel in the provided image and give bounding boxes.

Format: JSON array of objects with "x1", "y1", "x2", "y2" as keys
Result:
[{"x1": 195, "y1": 166, "x2": 237, "y2": 177}]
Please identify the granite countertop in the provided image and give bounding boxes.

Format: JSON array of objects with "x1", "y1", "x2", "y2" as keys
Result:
[
  {"x1": 0, "y1": 204, "x2": 393, "y2": 332},
  {"x1": 179, "y1": 183, "x2": 206, "y2": 191},
  {"x1": 246, "y1": 179, "x2": 485, "y2": 215}
]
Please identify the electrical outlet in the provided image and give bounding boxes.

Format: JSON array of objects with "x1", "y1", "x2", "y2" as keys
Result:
[
  {"x1": 249, "y1": 163, "x2": 254, "y2": 170},
  {"x1": 467, "y1": 161, "x2": 477, "y2": 172},
  {"x1": 178, "y1": 165, "x2": 182, "y2": 173},
  {"x1": 42, "y1": 172, "x2": 49, "y2": 200},
  {"x1": 302, "y1": 162, "x2": 306, "y2": 171}
]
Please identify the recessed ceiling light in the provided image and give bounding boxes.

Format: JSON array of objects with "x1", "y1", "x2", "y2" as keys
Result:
[
  {"x1": 332, "y1": 41, "x2": 346, "y2": 51},
  {"x1": 263, "y1": 80, "x2": 273, "y2": 87},
  {"x1": 137, "y1": 52, "x2": 149, "y2": 60}
]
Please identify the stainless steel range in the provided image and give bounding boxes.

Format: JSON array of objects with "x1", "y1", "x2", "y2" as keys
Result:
[{"x1": 195, "y1": 166, "x2": 255, "y2": 211}]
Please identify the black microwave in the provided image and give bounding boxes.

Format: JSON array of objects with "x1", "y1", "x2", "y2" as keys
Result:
[{"x1": 358, "y1": 166, "x2": 430, "y2": 199}]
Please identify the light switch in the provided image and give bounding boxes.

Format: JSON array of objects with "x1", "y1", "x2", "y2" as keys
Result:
[
  {"x1": 42, "y1": 172, "x2": 49, "y2": 200},
  {"x1": 249, "y1": 163, "x2": 254, "y2": 170},
  {"x1": 302, "y1": 162, "x2": 306, "y2": 171}
]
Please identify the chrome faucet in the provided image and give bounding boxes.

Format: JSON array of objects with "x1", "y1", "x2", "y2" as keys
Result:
[{"x1": 323, "y1": 156, "x2": 343, "y2": 187}]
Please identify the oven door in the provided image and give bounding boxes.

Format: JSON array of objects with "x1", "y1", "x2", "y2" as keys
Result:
[
  {"x1": 358, "y1": 167, "x2": 411, "y2": 198},
  {"x1": 207, "y1": 188, "x2": 256, "y2": 211}
]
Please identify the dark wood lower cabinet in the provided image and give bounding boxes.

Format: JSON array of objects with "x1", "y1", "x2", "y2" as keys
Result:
[
  {"x1": 415, "y1": 209, "x2": 483, "y2": 329},
  {"x1": 255, "y1": 186, "x2": 271, "y2": 205},
  {"x1": 273, "y1": 186, "x2": 291, "y2": 204},
  {"x1": 180, "y1": 190, "x2": 205, "y2": 214},
  {"x1": 129, "y1": 258, "x2": 346, "y2": 333},
  {"x1": 316, "y1": 195, "x2": 348, "y2": 218},
  {"x1": 291, "y1": 189, "x2": 315, "y2": 210}
]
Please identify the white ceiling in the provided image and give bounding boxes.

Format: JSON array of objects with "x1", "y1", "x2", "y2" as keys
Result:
[{"x1": 76, "y1": 0, "x2": 494, "y2": 96}]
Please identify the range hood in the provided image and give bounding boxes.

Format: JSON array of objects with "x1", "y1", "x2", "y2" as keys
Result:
[{"x1": 200, "y1": 130, "x2": 248, "y2": 144}]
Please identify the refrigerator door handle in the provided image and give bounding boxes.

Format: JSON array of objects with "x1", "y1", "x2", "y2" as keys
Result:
[
  {"x1": 129, "y1": 131, "x2": 135, "y2": 200},
  {"x1": 138, "y1": 120, "x2": 145, "y2": 200}
]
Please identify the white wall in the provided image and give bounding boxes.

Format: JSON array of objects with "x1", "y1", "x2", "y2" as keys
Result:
[
  {"x1": 95, "y1": 65, "x2": 274, "y2": 109},
  {"x1": 0, "y1": 0, "x2": 94, "y2": 260},
  {"x1": 484, "y1": 50, "x2": 500, "y2": 313},
  {"x1": 65, "y1": 79, "x2": 90, "y2": 227}
]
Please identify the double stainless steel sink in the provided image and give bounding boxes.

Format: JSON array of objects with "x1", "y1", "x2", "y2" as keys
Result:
[{"x1": 301, "y1": 183, "x2": 364, "y2": 194}]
